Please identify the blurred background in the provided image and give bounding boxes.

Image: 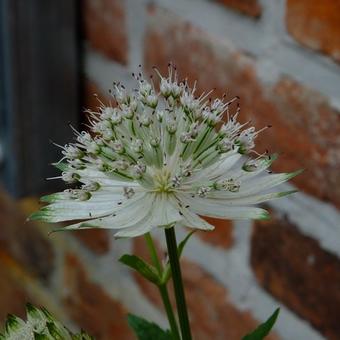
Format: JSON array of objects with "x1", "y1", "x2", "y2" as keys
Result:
[{"x1": 1, "y1": 0, "x2": 340, "y2": 339}]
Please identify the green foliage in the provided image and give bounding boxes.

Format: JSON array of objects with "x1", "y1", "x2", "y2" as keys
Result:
[
  {"x1": 119, "y1": 254, "x2": 161, "y2": 285},
  {"x1": 242, "y1": 308, "x2": 280, "y2": 340},
  {"x1": 0, "y1": 304, "x2": 94, "y2": 340},
  {"x1": 120, "y1": 231, "x2": 196, "y2": 287},
  {"x1": 127, "y1": 314, "x2": 172, "y2": 340}
]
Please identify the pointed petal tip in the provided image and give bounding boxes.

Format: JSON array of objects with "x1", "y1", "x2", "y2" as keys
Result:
[
  {"x1": 270, "y1": 153, "x2": 279, "y2": 161},
  {"x1": 258, "y1": 210, "x2": 270, "y2": 220},
  {"x1": 40, "y1": 194, "x2": 57, "y2": 203},
  {"x1": 287, "y1": 168, "x2": 304, "y2": 179},
  {"x1": 49, "y1": 227, "x2": 75, "y2": 235},
  {"x1": 25, "y1": 303, "x2": 35, "y2": 312},
  {"x1": 278, "y1": 189, "x2": 298, "y2": 198},
  {"x1": 266, "y1": 153, "x2": 278, "y2": 165},
  {"x1": 28, "y1": 211, "x2": 49, "y2": 222}
]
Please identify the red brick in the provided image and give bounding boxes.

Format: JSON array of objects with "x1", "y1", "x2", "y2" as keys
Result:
[
  {"x1": 197, "y1": 217, "x2": 233, "y2": 248},
  {"x1": 133, "y1": 238, "x2": 279, "y2": 340},
  {"x1": 216, "y1": 0, "x2": 262, "y2": 18},
  {"x1": 0, "y1": 192, "x2": 54, "y2": 282},
  {"x1": 144, "y1": 7, "x2": 340, "y2": 208},
  {"x1": 72, "y1": 230, "x2": 111, "y2": 255},
  {"x1": 251, "y1": 214, "x2": 340, "y2": 339},
  {"x1": 83, "y1": 79, "x2": 111, "y2": 112},
  {"x1": 83, "y1": 0, "x2": 128, "y2": 64},
  {"x1": 63, "y1": 254, "x2": 134, "y2": 340},
  {"x1": 0, "y1": 252, "x2": 31, "y2": 327},
  {"x1": 286, "y1": 0, "x2": 340, "y2": 63}
]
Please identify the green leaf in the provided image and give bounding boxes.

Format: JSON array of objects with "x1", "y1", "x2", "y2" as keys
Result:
[
  {"x1": 242, "y1": 308, "x2": 280, "y2": 340},
  {"x1": 161, "y1": 230, "x2": 196, "y2": 284},
  {"x1": 119, "y1": 254, "x2": 161, "y2": 285},
  {"x1": 127, "y1": 314, "x2": 172, "y2": 340}
]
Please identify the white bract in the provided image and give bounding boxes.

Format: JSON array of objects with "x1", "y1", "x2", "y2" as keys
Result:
[{"x1": 31, "y1": 65, "x2": 300, "y2": 237}]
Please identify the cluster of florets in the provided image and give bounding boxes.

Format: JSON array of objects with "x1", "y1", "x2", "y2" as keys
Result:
[
  {"x1": 55, "y1": 64, "x2": 270, "y2": 201},
  {"x1": 1, "y1": 304, "x2": 93, "y2": 339}
]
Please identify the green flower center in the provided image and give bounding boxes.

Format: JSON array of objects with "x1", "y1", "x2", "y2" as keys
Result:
[{"x1": 153, "y1": 168, "x2": 173, "y2": 193}]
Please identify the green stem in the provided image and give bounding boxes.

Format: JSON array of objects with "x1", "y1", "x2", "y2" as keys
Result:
[
  {"x1": 158, "y1": 284, "x2": 181, "y2": 340},
  {"x1": 145, "y1": 233, "x2": 162, "y2": 273},
  {"x1": 165, "y1": 227, "x2": 192, "y2": 340},
  {"x1": 144, "y1": 233, "x2": 181, "y2": 340}
]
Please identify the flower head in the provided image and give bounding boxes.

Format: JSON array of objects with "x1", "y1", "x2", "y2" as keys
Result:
[
  {"x1": 30, "y1": 65, "x2": 300, "y2": 237},
  {"x1": 1, "y1": 303, "x2": 93, "y2": 339}
]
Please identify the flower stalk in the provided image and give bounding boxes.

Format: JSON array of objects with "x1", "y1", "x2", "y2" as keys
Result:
[
  {"x1": 144, "y1": 233, "x2": 181, "y2": 340},
  {"x1": 165, "y1": 227, "x2": 192, "y2": 340}
]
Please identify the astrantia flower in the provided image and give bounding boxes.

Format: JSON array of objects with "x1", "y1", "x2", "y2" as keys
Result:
[
  {"x1": 30, "y1": 65, "x2": 300, "y2": 237},
  {"x1": 0, "y1": 303, "x2": 93, "y2": 339}
]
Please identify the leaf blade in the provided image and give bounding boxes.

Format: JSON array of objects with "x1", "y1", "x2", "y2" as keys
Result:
[
  {"x1": 242, "y1": 308, "x2": 280, "y2": 340},
  {"x1": 119, "y1": 254, "x2": 161, "y2": 285},
  {"x1": 127, "y1": 314, "x2": 172, "y2": 340}
]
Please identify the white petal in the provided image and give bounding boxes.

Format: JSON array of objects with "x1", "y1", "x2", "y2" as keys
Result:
[
  {"x1": 114, "y1": 223, "x2": 154, "y2": 238},
  {"x1": 205, "y1": 152, "x2": 243, "y2": 181},
  {"x1": 236, "y1": 170, "x2": 301, "y2": 196},
  {"x1": 62, "y1": 193, "x2": 154, "y2": 230},
  {"x1": 208, "y1": 190, "x2": 297, "y2": 204},
  {"x1": 178, "y1": 193, "x2": 269, "y2": 220},
  {"x1": 186, "y1": 150, "x2": 241, "y2": 184},
  {"x1": 38, "y1": 192, "x2": 144, "y2": 222},
  {"x1": 170, "y1": 195, "x2": 214, "y2": 230},
  {"x1": 150, "y1": 193, "x2": 182, "y2": 227},
  {"x1": 65, "y1": 193, "x2": 183, "y2": 237},
  {"x1": 77, "y1": 167, "x2": 134, "y2": 186},
  {"x1": 114, "y1": 194, "x2": 182, "y2": 237}
]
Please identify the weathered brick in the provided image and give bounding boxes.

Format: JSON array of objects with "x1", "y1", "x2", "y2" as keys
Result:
[
  {"x1": 197, "y1": 217, "x2": 233, "y2": 248},
  {"x1": 83, "y1": 79, "x2": 111, "y2": 112},
  {"x1": 251, "y1": 214, "x2": 340, "y2": 339},
  {"x1": 216, "y1": 0, "x2": 262, "y2": 18},
  {"x1": 83, "y1": 0, "x2": 128, "y2": 64},
  {"x1": 133, "y1": 238, "x2": 279, "y2": 340},
  {"x1": 63, "y1": 254, "x2": 134, "y2": 340},
  {"x1": 286, "y1": 0, "x2": 340, "y2": 63},
  {"x1": 72, "y1": 230, "x2": 111, "y2": 255},
  {"x1": 144, "y1": 7, "x2": 340, "y2": 208},
  {"x1": 0, "y1": 192, "x2": 54, "y2": 282},
  {"x1": 0, "y1": 252, "x2": 31, "y2": 327}
]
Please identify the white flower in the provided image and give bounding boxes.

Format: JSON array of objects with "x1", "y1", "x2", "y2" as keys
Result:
[{"x1": 30, "y1": 65, "x2": 300, "y2": 238}]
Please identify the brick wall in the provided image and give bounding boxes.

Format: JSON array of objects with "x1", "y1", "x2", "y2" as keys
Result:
[{"x1": 1, "y1": 0, "x2": 340, "y2": 339}]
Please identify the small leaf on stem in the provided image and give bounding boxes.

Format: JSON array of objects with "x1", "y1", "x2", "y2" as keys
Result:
[
  {"x1": 119, "y1": 254, "x2": 161, "y2": 285},
  {"x1": 127, "y1": 314, "x2": 172, "y2": 340},
  {"x1": 242, "y1": 308, "x2": 280, "y2": 340},
  {"x1": 162, "y1": 230, "x2": 196, "y2": 284}
]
